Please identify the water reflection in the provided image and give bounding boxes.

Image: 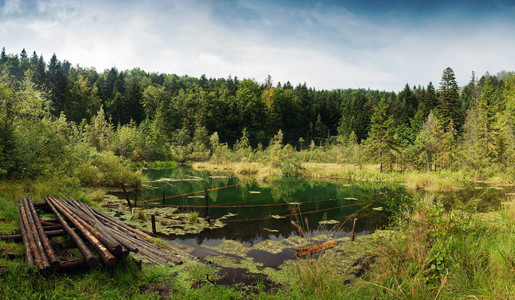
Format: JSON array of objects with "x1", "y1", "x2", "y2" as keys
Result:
[{"x1": 111, "y1": 167, "x2": 409, "y2": 245}]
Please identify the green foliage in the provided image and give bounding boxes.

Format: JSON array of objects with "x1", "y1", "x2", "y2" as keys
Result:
[
  {"x1": 83, "y1": 106, "x2": 113, "y2": 152},
  {"x1": 64, "y1": 75, "x2": 101, "y2": 123},
  {"x1": 75, "y1": 148, "x2": 143, "y2": 187},
  {"x1": 363, "y1": 98, "x2": 398, "y2": 172},
  {"x1": 1, "y1": 48, "x2": 514, "y2": 183},
  {"x1": 438, "y1": 67, "x2": 460, "y2": 131}
]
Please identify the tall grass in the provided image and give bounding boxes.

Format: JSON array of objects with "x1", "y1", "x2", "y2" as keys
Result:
[{"x1": 279, "y1": 193, "x2": 515, "y2": 299}]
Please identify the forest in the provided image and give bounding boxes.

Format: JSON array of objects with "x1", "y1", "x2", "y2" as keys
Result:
[
  {"x1": 1, "y1": 47, "x2": 514, "y2": 299},
  {"x1": 1, "y1": 46, "x2": 514, "y2": 185}
]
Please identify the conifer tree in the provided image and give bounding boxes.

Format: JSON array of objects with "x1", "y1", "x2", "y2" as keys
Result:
[
  {"x1": 476, "y1": 75, "x2": 499, "y2": 160},
  {"x1": 0, "y1": 47, "x2": 6, "y2": 63},
  {"x1": 438, "y1": 67, "x2": 460, "y2": 131},
  {"x1": 414, "y1": 111, "x2": 444, "y2": 171},
  {"x1": 84, "y1": 106, "x2": 113, "y2": 152},
  {"x1": 363, "y1": 98, "x2": 397, "y2": 172}
]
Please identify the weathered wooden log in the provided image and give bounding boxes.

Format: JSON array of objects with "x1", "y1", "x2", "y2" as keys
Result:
[
  {"x1": 45, "y1": 229, "x2": 74, "y2": 238},
  {"x1": 20, "y1": 198, "x2": 51, "y2": 272},
  {"x1": 1, "y1": 228, "x2": 72, "y2": 242},
  {"x1": 151, "y1": 214, "x2": 156, "y2": 234},
  {"x1": 351, "y1": 218, "x2": 357, "y2": 241},
  {"x1": 99, "y1": 222, "x2": 181, "y2": 265},
  {"x1": 121, "y1": 183, "x2": 132, "y2": 208},
  {"x1": 17, "y1": 208, "x2": 34, "y2": 267},
  {"x1": 40, "y1": 220, "x2": 60, "y2": 226},
  {"x1": 291, "y1": 220, "x2": 304, "y2": 237},
  {"x1": 90, "y1": 207, "x2": 154, "y2": 240},
  {"x1": 96, "y1": 208, "x2": 198, "y2": 263},
  {"x1": 45, "y1": 197, "x2": 98, "y2": 268},
  {"x1": 134, "y1": 182, "x2": 138, "y2": 207},
  {"x1": 26, "y1": 197, "x2": 59, "y2": 268},
  {"x1": 58, "y1": 198, "x2": 122, "y2": 256},
  {"x1": 296, "y1": 240, "x2": 338, "y2": 257},
  {"x1": 41, "y1": 225, "x2": 64, "y2": 231},
  {"x1": 48, "y1": 197, "x2": 116, "y2": 267},
  {"x1": 90, "y1": 202, "x2": 199, "y2": 264},
  {"x1": 101, "y1": 226, "x2": 139, "y2": 253},
  {"x1": 58, "y1": 258, "x2": 88, "y2": 272},
  {"x1": 53, "y1": 197, "x2": 119, "y2": 262},
  {"x1": 0, "y1": 233, "x2": 22, "y2": 241},
  {"x1": 69, "y1": 198, "x2": 126, "y2": 255}
]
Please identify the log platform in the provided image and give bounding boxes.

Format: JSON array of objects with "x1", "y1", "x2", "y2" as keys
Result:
[{"x1": 1, "y1": 196, "x2": 200, "y2": 273}]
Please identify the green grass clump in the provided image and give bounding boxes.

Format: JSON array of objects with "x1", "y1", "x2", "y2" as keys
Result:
[
  {"x1": 273, "y1": 193, "x2": 514, "y2": 299},
  {"x1": 347, "y1": 196, "x2": 513, "y2": 299}
]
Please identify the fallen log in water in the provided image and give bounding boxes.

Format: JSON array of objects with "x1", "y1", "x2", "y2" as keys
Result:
[{"x1": 296, "y1": 240, "x2": 338, "y2": 257}]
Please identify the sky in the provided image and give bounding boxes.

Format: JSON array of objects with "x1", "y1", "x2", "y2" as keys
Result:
[{"x1": 1, "y1": 0, "x2": 515, "y2": 91}]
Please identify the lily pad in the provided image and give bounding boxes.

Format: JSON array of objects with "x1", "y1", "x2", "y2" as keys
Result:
[
  {"x1": 319, "y1": 220, "x2": 340, "y2": 225},
  {"x1": 99, "y1": 195, "x2": 227, "y2": 235},
  {"x1": 219, "y1": 212, "x2": 238, "y2": 220},
  {"x1": 270, "y1": 215, "x2": 285, "y2": 219}
]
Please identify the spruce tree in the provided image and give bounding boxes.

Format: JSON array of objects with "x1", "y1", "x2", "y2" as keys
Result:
[
  {"x1": 438, "y1": 67, "x2": 460, "y2": 131},
  {"x1": 363, "y1": 98, "x2": 397, "y2": 172},
  {"x1": 0, "y1": 47, "x2": 6, "y2": 63}
]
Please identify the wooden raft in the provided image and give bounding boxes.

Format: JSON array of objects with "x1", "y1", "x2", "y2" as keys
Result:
[{"x1": 1, "y1": 196, "x2": 199, "y2": 272}]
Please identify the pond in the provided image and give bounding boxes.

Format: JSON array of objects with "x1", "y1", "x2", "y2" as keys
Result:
[
  {"x1": 110, "y1": 167, "x2": 405, "y2": 239},
  {"x1": 105, "y1": 167, "x2": 512, "y2": 271}
]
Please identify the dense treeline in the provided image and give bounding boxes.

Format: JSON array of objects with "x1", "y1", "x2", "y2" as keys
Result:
[{"x1": 1, "y1": 47, "x2": 514, "y2": 182}]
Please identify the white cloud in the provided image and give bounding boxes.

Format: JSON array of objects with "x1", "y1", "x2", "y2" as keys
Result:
[
  {"x1": 1, "y1": 0, "x2": 23, "y2": 15},
  {"x1": 1, "y1": 0, "x2": 514, "y2": 91}
]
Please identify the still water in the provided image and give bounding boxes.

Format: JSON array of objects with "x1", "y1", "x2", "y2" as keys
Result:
[
  {"x1": 114, "y1": 167, "x2": 409, "y2": 246},
  {"x1": 109, "y1": 167, "x2": 512, "y2": 268}
]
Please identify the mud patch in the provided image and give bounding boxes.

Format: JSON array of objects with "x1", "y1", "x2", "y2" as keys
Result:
[
  {"x1": 193, "y1": 267, "x2": 280, "y2": 294},
  {"x1": 138, "y1": 281, "x2": 171, "y2": 298}
]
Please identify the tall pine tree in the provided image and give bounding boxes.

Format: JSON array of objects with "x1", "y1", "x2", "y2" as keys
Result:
[
  {"x1": 363, "y1": 98, "x2": 398, "y2": 172},
  {"x1": 438, "y1": 67, "x2": 460, "y2": 131}
]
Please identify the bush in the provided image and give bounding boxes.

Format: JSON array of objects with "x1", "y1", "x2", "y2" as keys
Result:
[{"x1": 75, "y1": 149, "x2": 143, "y2": 187}]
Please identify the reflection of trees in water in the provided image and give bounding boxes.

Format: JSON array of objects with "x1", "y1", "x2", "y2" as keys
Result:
[
  {"x1": 174, "y1": 203, "x2": 392, "y2": 245},
  {"x1": 137, "y1": 167, "x2": 409, "y2": 243},
  {"x1": 420, "y1": 185, "x2": 512, "y2": 212}
]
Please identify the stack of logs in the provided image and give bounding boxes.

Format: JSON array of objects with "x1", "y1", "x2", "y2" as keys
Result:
[{"x1": 4, "y1": 196, "x2": 198, "y2": 273}]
